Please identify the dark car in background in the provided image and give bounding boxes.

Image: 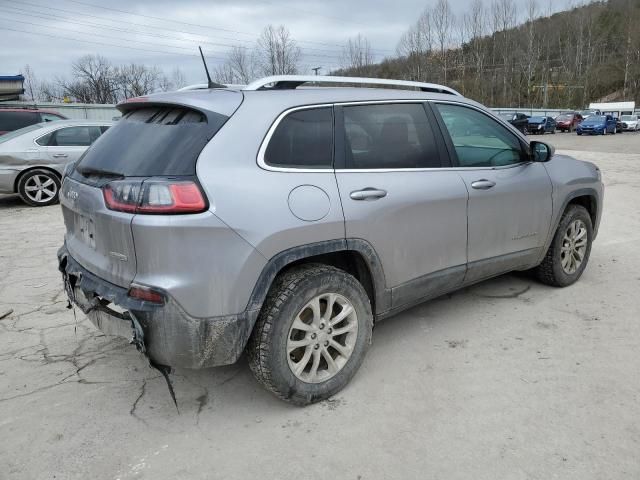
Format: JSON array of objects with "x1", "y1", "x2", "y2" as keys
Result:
[
  {"x1": 528, "y1": 116, "x2": 556, "y2": 134},
  {"x1": 499, "y1": 112, "x2": 529, "y2": 133},
  {"x1": 555, "y1": 112, "x2": 583, "y2": 132},
  {"x1": 576, "y1": 114, "x2": 617, "y2": 135},
  {"x1": 0, "y1": 108, "x2": 67, "y2": 135}
]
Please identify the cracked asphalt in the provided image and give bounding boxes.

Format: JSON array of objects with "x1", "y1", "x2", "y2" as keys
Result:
[{"x1": 1, "y1": 134, "x2": 639, "y2": 480}]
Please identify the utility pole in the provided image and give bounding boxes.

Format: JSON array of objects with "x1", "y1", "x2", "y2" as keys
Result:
[{"x1": 312, "y1": 67, "x2": 321, "y2": 76}]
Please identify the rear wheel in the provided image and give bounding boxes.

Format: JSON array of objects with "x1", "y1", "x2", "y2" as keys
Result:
[
  {"x1": 247, "y1": 264, "x2": 373, "y2": 405},
  {"x1": 17, "y1": 169, "x2": 61, "y2": 207},
  {"x1": 535, "y1": 205, "x2": 593, "y2": 287}
]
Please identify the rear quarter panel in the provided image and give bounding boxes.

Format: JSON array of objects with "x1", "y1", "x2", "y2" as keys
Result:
[{"x1": 195, "y1": 96, "x2": 346, "y2": 261}]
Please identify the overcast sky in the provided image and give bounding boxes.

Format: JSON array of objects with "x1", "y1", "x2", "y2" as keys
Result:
[{"x1": 1, "y1": 0, "x2": 559, "y2": 85}]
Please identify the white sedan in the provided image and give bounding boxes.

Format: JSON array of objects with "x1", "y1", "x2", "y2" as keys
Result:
[{"x1": 0, "y1": 120, "x2": 111, "y2": 206}]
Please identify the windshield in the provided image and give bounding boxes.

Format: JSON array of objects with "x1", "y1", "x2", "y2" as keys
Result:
[
  {"x1": 0, "y1": 123, "x2": 43, "y2": 143},
  {"x1": 584, "y1": 116, "x2": 604, "y2": 123},
  {"x1": 528, "y1": 116, "x2": 545, "y2": 122},
  {"x1": 621, "y1": 115, "x2": 635, "y2": 121},
  {"x1": 556, "y1": 115, "x2": 572, "y2": 121}
]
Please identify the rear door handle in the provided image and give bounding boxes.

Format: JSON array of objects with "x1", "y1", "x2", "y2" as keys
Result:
[
  {"x1": 350, "y1": 188, "x2": 387, "y2": 201},
  {"x1": 52, "y1": 153, "x2": 68, "y2": 158},
  {"x1": 470, "y1": 179, "x2": 496, "y2": 190}
]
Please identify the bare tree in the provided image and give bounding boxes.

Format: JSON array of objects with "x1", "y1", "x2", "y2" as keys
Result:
[
  {"x1": 467, "y1": 0, "x2": 487, "y2": 97},
  {"x1": 116, "y1": 63, "x2": 162, "y2": 99},
  {"x1": 432, "y1": 0, "x2": 454, "y2": 82},
  {"x1": 212, "y1": 62, "x2": 238, "y2": 84},
  {"x1": 62, "y1": 55, "x2": 118, "y2": 103},
  {"x1": 396, "y1": 9, "x2": 432, "y2": 81},
  {"x1": 22, "y1": 64, "x2": 38, "y2": 101},
  {"x1": 341, "y1": 34, "x2": 374, "y2": 76},
  {"x1": 523, "y1": 0, "x2": 540, "y2": 106},
  {"x1": 256, "y1": 25, "x2": 301, "y2": 76},
  {"x1": 228, "y1": 46, "x2": 256, "y2": 83},
  {"x1": 170, "y1": 67, "x2": 187, "y2": 89},
  {"x1": 39, "y1": 80, "x2": 66, "y2": 102}
]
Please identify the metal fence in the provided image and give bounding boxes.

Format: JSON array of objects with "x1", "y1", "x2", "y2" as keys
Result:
[{"x1": 0, "y1": 102, "x2": 120, "y2": 120}]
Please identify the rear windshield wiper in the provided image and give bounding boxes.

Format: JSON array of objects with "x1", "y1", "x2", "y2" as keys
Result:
[{"x1": 76, "y1": 166, "x2": 125, "y2": 179}]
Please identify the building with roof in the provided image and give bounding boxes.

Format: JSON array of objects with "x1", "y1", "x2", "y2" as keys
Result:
[{"x1": 0, "y1": 75, "x2": 25, "y2": 102}]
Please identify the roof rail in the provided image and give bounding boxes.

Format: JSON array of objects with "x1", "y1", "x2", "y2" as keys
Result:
[{"x1": 243, "y1": 75, "x2": 462, "y2": 96}]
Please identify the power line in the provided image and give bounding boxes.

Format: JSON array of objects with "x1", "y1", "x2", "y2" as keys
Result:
[
  {"x1": 42, "y1": 0, "x2": 392, "y2": 54},
  {"x1": 0, "y1": 25, "x2": 201, "y2": 58},
  {"x1": 0, "y1": 10, "x2": 346, "y2": 62},
  {"x1": 9, "y1": 0, "x2": 372, "y2": 60},
  {"x1": 0, "y1": 16, "x2": 226, "y2": 58}
]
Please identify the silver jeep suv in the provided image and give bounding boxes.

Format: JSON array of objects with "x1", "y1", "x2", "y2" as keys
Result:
[{"x1": 58, "y1": 75, "x2": 603, "y2": 405}]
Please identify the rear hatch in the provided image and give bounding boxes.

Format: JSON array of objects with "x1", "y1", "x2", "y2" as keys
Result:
[{"x1": 60, "y1": 90, "x2": 243, "y2": 288}]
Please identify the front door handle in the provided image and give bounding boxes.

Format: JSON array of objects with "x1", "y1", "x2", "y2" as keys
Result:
[
  {"x1": 52, "y1": 153, "x2": 68, "y2": 158},
  {"x1": 471, "y1": 179, "x2": 496, "y2": 190},
  {"x1": 350, "y1": 188, "x2": 387, "y2": 201}
]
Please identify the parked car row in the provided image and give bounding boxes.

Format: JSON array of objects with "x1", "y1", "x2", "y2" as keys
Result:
[{"x1": 499, "y1": 109, "x2": 640, "y2": 135}]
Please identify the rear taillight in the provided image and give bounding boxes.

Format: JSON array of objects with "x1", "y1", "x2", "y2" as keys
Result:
[{"x1": 103, "y1": 179, "x2": 206, "y2": 214}]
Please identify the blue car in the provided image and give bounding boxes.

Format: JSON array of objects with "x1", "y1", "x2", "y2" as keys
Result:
[
  {"x1": 527, "y1": 116, "x2": 556, "y2": 134},
  {"x1": 576, "y1": 114, "x2": 617, "y2": 135}
]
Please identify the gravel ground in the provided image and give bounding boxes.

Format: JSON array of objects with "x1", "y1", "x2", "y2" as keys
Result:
[{"x1": 0, "y1": 133, "x2": 639, "y2": 480}]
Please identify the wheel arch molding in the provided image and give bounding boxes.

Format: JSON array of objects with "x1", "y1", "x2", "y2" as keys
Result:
[{"x1": 245, "y1": 238, "x2": 390, "y2": 323}]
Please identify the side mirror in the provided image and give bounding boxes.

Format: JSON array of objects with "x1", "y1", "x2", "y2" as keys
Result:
[{"x1": 530, "y1": 141, "x2": 554, "y2": 162}]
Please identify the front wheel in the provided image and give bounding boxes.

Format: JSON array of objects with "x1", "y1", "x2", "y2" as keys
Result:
[
  {"x1": 17, "y1": 169, "x2": 61, "y2": 207},
  {"x1": 247, "y1": 264, "x2": 373, "y2": 405},
  {"x1": 535, "y1": 205, "x2": 593, "y2": 287}
]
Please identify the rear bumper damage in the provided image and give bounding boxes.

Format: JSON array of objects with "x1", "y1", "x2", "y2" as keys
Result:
[{"x1": 58, "y1": 244, "x2": 257, "y2": 369}]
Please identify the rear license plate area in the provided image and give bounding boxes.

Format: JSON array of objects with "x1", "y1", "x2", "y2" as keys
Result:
[{"x1": 77, "y1": 214, "x2": 96, "y2": 249}]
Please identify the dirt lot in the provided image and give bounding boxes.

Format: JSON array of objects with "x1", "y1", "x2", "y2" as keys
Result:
[{"x1": 1, "y1": 132, "x2": 639, "y2": 480}]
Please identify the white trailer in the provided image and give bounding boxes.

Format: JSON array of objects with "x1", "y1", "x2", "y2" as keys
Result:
[{"x1": 588, "y1": 101, "x2": 635, "y2": 118}]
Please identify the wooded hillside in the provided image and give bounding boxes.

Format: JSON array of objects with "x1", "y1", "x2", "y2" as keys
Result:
[{"x1": 337, "y1": 0, "x2": 640, "y2": 108}]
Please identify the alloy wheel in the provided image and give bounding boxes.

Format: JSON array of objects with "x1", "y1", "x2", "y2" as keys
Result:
[
  {"x1": 23, "y1": 174, "x2": 58, "y2": 204},
  {"x1": 286, "y1": 293, "x2": 358, "y2": 384},
  {"x1": 560, "y1": 219, "x2": 588, "y2": 275}
]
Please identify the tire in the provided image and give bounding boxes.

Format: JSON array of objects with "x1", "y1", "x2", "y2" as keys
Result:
[
  {"x1": 535, "y1": 205, "x2": 593, "y2": 287},
  {"x1": 247, "y1": 263, "x2": 373, "y2": 406},
  {"x1": 17, "y1": 169, "x2": 61, "y2": 207}
]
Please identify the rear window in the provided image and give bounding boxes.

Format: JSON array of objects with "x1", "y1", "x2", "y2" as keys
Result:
[
  {"x1": 74, "y1": 106, "x2": 228, "y2": 177},
  {"x1": 0, "y1": 111, "x2": 40, "y2": 131}
]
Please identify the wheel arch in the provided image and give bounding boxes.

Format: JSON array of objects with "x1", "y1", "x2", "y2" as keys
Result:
[{"x1": 245, "y1": 239, "x2": 390, "y2": 323}]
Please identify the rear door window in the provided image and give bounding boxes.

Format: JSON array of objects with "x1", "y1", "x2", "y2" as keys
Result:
[
  {"x1": 74, "y1": 106, "x2": 228, "y2": 177},
  {"x1": 341, "y1": 103, "x2": 441, "y2": 169},
  {"x1": 0, "y1": 111, "x2": 39, "y2": 131},
  {"x1": 264, "y1": 107, "x2": 333, "y2": 168}
]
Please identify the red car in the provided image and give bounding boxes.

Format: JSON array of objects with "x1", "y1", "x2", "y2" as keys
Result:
[
  {"x1": 555, "y1": 112, "x2": 583, "y2": 133},
  {"x1": 0, "y1": 108, "x2": 67, "y2": 135}
]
